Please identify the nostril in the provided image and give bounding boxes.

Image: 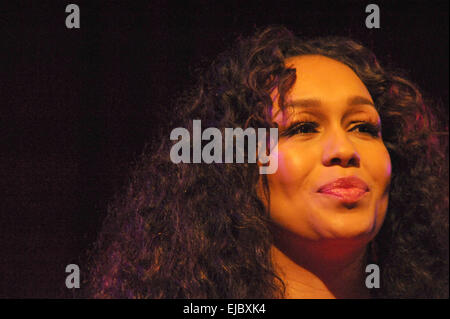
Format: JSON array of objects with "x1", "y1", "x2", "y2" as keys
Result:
[
  {"x1": 348, "y1": 157, "x2": 359, "y2": 167},
  {"x1": 327, "y1": 156, "x2": 359, "y2": 167},
  {"x1": 330, "y1": 158, "x2": 341, "y2": 165}
]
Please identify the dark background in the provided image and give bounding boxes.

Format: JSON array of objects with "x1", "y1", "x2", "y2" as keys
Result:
[{"x1": 1, "y1": 0, "x2": 448, "y2": 298}]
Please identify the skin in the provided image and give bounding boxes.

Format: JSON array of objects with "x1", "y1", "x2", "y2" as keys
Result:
[{"x1": 260, "y1": 55, "x2": 392, "y2": 298}]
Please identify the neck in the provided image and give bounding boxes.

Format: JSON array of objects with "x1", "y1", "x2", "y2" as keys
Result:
[{"x1": 271, "y1": 229, "x2": 371, "y2": 299}]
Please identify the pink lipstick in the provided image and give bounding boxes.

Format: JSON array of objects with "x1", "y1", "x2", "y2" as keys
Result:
[{"x1": 317, "y1": 176, "x2": 369, "y2": 204}]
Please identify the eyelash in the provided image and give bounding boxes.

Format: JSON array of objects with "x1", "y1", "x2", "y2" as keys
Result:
[
  {"x1": 352, "y1": 122, "x2": 381, "y2": 137},
  {"x1": 282, "y1": 121, "x2": 381, "y2": 137},
  {"x1": 282, "y1": 122, "x2": 319, "y2": 136}
]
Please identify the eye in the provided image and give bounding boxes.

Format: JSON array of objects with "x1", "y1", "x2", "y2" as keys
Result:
[
  {"x1": 282, "y1": 121, "x2": 320, "y2": 137},
  {"x1": 349, "y1": 122, "x2": 381, "y2": 137}
]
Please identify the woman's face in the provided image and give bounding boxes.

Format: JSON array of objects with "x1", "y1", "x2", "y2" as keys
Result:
[{"x1": 265, "y1": 55, "x2": 391, "y2": 243}]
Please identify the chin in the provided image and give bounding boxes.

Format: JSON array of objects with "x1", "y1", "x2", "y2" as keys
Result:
[{"x1": 313, "y1": 209, "x2": 379, "y2": 240}]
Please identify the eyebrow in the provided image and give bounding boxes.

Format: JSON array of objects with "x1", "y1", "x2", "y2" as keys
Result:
[{"x1": 288, "y1": 96, "x2": 375, "y2": 108}]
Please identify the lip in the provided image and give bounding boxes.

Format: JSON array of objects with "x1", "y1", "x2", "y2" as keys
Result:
[{"x1": 317, "y1": 176, "x2": 369, "y2": 204}]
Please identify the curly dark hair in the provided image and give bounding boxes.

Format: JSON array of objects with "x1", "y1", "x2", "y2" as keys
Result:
[{"x1": 86, "y1": 26, "x2": 448, "y2": 298}]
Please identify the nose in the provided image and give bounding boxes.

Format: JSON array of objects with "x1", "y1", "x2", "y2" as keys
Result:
[{"x1": 321, "y1": 130, "x2": 360, "y2": 168}]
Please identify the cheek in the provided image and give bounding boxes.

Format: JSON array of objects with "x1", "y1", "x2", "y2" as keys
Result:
[
  {"x1": 364, "y1": 144, "x2": 392, "y2": 192},
  {"x1": 370, "y1": 145, "x2": 392, "y2": 235},
  {"x1": 268, "y1": 141, "x2": 317, "y2": 188},
  {"x1": 265, "y1": 142, "x2": 320, "y2": 238}
]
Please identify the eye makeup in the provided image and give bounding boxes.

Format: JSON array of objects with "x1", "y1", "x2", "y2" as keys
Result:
[{"x1": 280, "y1": 115, "x2": 382, "y2": 139}]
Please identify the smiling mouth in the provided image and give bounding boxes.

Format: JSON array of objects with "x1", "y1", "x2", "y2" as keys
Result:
[
  {"x1": 318, "y1": 187, "x2": 368, "y2": 204},
  {"x1": 317, "y1": 176, "x2": 369, "y2": 204}
]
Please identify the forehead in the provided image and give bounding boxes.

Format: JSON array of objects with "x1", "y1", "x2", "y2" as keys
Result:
[{"x1": 283, "y1": 55, "x2": 372, "y2": 102}]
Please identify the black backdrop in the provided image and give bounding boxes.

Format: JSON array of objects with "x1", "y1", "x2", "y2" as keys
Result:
[{"x1": 1, "y1": 0, "x2": 448, "y2": 298}]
